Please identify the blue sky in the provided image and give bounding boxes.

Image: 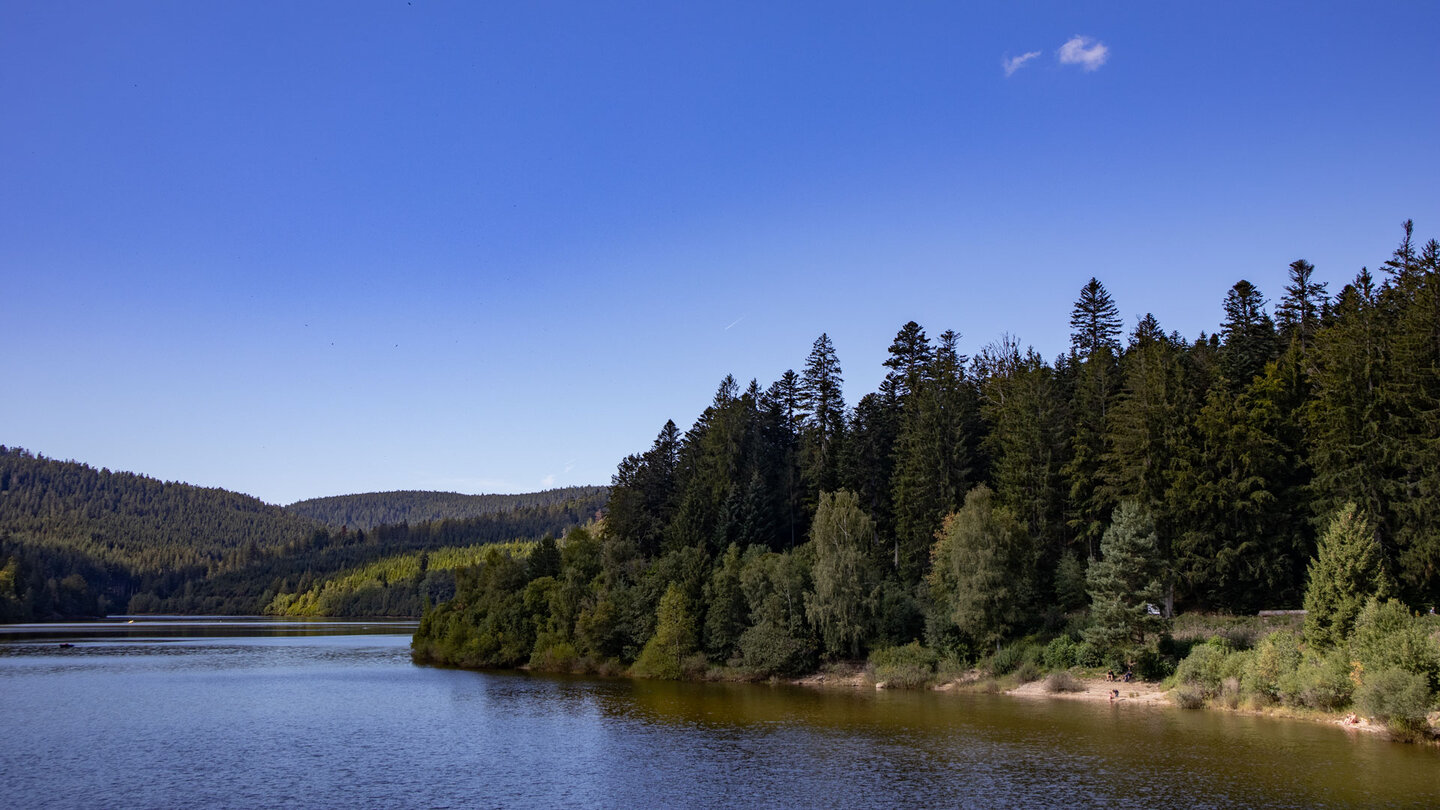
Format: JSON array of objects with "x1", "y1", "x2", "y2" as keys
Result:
[{"x1": 4, "y1": 2, "x2": 1437, "y2": 504}]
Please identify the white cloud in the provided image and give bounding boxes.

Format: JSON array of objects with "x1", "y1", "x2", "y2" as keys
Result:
[
  {"x1": 1003, "y1": 51, "x2": 1042, "y2": 77},
  {"x1": 1057, "y1": 36, "x2": 1109, "y2": 71},
  {"x1": 540, "y1": 473, "x2": 556, "y2": 487}
]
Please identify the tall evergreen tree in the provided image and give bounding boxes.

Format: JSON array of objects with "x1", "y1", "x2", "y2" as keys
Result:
[
  {"x1": 1219, "y1": 280, "x2": 1279, "y2": 388},
  {"x1": 1303, "y1": 503, "x2": 1392, "y2": 648},
  {"x1": 1064, "y1": 279, "x2": 1123, "y2": 557},
  {"x1": 798, "y1": 334, "x2": 846, "y2": 506},
  {"x1": 891, "y1": 331, "x2": 976, "y2": 584},
  {"x1": 1083, "y1": 501, "x2": 1168, "y2": 657},
  {"x1": 1275, "y1": 259, "x2": 1329, "y2": 353}
]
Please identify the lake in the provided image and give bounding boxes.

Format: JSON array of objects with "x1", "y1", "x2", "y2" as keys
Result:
[{"x1": 1, "y1": 618, "x2": 1435, "y2": 808}]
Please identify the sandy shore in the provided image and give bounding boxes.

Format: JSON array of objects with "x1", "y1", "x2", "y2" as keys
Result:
[
  {"x1": 1003, "y1": 675, "x2": 1169, "y2": 705},
  {"x1": 790, "y1": 668, "x2": 1397, "y2": 736}
]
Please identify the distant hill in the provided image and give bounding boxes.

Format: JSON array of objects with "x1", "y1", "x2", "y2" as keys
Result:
[
  {"x1": 286, "y1": 487, "x2": 608, "y2": 530},
  {"x1": 0, "y1": 446, "x2": 324, "y2": 618},
  {"x1": 0, "y1": 447, "x2": 610, "y2": 620}
]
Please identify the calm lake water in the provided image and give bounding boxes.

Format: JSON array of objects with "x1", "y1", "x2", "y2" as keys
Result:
[{"x1": 1, "y1": 619, "x2": 1436, "y2": 809}]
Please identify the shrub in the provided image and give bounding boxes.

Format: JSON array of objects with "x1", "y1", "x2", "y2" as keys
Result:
[
  {"x1": 1241, "y1": 631, "x2": 1303, "y2": 700},
  {"x1": 1133, "y1": 644, "x2": 1175, "y2": 681},
  {"x1": 1173, "y1": 684, "x2": 1206, "y2": 709},
  {"x1": 1042, "y1": 636, "x2": 1078, "y2": 671},
  {"x1": 1043, "y1": 671, "x2": 1084, "y2": 693},
  {"x1": 1354, "y1": 668, "x2": 1434, "y2": 736},
  {"x1": 528, "y1": 635, "x2": 579, "y2": 673},
  {"x1": 1072, "y1": 641, "x2": 1105, "y2": 669},
  {"x1": 1278, "y1": 647, "x2": 1353, "y2": 710},
  {"x1": 1014, "y1": 661, "x2": 1042, "y2": 684},
  {"x1": 736, "y1": 621, "x2": 816, "y2": 678},
  {"x1": 869, "y1": 642, "x2": 938, "y2": 689},
  {"x1": 1174, "y1": 639, "x2": 1245, "y2": 697},
  {"x1": 989, "y1": 644, "x2": 1024, "y2": 676},
  {"x1": 1350, "y1": 599, "x2": 1440, "y2": 692}
]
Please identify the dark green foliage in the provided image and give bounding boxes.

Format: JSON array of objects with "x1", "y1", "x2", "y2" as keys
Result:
[
  {"x1": 1083, "y1": 502, "x2": 1169, "y2": 656},
  {"x1": 286, "y1": 486, "x2": 607, "y2": 530}
]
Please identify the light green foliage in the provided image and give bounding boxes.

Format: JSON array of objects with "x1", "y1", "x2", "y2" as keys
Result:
[
  {"x1": 1354, "y1": 668, "x2": 1434, "y2": 735},
  {"x1": 1083, "y1": 502, "x2": 1168, "y2": 657},
  {"x1": 1241, "y1": 630, "x2": 1303, "y2": 700},
  {"x1": 1174, "y1": 639, "x2": 1249, "y2": 698},
  {"x1": 928, "y1": 485, "x2": 1035, "y2": 651},
  {"x1": 1277, "y1": 647, "x2": 1354, "y2": 710},
  {"x1": 1303, "y1": 503, "x2": 1392, "y2": 648},
  {"x1": 631, "y1": 583, "x2": 699, "y2": 679},
  {"x1": 1350, "y1": 599, "x2": 1440, "y2": 692},
  {"x1": 868, "y1": 641, "x2": 937, "y2": 688},
  {"x1": 804, "y1": 491, "x2": 877, "y2": 658},
  {"x1": 268, "y1": 541, "x2": 532, "y2": 617}
]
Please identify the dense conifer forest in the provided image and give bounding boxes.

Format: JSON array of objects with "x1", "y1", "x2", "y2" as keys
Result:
[
  {"x1": 0, "y1": 448, "x2": 605, "y2": 619},
  {"x1": 415, "y1": 223, "x2": 1440, "y2": 729},
  {"x1": 287, "y1": 487, "x2": 608, "y2": 530}
]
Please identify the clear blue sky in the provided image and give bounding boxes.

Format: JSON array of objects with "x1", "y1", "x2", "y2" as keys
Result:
[{"x1": 3, "y1": 2, "x2": 1437, "y2": 504}]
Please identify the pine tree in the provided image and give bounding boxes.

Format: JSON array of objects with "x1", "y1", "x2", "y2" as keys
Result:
[
  {"x1": 1275, "y1": 259, "x2": 1329, "y2": 353},
  {"x1": 1064, "y1": 279, "x2": 1123, "y2": 557}
]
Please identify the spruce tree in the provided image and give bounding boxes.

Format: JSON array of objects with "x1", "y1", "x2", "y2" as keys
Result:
[
  {"x1": 1303, "y1": 503, "x2": 1392, "y2": 648},
  {"x1": 1083, "y1": 501, "x2": 1168, "y2": 657}
]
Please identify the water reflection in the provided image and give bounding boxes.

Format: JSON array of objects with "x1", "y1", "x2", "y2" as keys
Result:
[{"x1": 1, "y1": 623, "x2": 1436, "y2": 809}]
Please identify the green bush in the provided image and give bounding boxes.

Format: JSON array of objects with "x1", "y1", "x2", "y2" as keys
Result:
[
  {"x1": 1072, "y1": 640, "x2": 1105, "y2": 668},
  {"x1": 528, "y1": 634, "x2": 579, "y2": 673},
  {"x1": 1354, "y1": 667, "x2": 1434, "y2": 736},
  {"x1": 1174, "y1": 639, "x2": 1246, "y2": 697},
  {"x1": 1278, "y1": 647, "x2": 1354, "y2": 710},
  {"x1": 869, "y1": 642, "x2": 938, "y2": 688},
  {"x1": 1241, "y1": 631, "x2": 1303, "y2": 700},
  {"x1": 1042, "y1": 636, "x2": 1078, "y2": 671},
  {"x1": 989, "y1": 643, "x2": 1024, "y2": 676},
  {"x1": 736, "y1": 621, "x2": 817, "y2": 678},
  {"x1": 1350, "y1": 599, "x2": 1440, "y2": 692},
  {"x1": 1173, "y1": 684, "x2": 1206, "y2": 709},
  {"x1": 1133, "y1": 644, "x2": 1175, "y2": 681}
]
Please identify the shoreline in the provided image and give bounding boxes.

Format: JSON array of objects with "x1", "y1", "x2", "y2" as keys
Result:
[{"x1": 785, "y1": 668, "x2": 1412, "y2": 740}]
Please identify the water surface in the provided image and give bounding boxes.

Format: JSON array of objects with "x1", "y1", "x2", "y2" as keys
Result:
[{"x1": 1, "y1": 618, "x2": 1435, "y2": 808}]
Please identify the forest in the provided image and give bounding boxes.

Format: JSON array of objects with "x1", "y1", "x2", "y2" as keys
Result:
[
  {"x1": 286, "y1": 486, "x2": 608, "y2": 530},
  {"x1": 414, "y1": 223, "x2": 1440, "y2": 733},
  {"x1": 0, "y1": 448, "x2": 605, "y2": 619}
]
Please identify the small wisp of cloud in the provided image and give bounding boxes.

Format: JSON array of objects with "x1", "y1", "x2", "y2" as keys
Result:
[
  {"x1": 1057, "y1": 36, "x2": 1109, "y2": 71},
  {"x1": 1003, "y1": 51, "x2": 1041, "y2": 77},
  {"x1": 725, "y1": 315, "x2": 745, "y2": 331}
]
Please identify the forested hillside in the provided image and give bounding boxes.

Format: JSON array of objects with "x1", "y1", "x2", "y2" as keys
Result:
[
  {"x1": 0, "y1": 447, "x2": 322, "y2": 618},
  {"x1": 416, "y1": 222, "x2": 1440, "y2": 695},
  {"x1": 0, "y1": 448, "x2": 607, "y2": 619},
  {"x1": 287, "y1": 486, "x2": 607, "y2": 530}
]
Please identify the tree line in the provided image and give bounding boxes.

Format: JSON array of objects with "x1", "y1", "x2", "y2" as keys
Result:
[
  {"x1": 414, "y1": 221, "x2": 1440, "y2": 682},
  {"x1": 0, "y1": 448, "x2": 607, "y2": 619}
]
